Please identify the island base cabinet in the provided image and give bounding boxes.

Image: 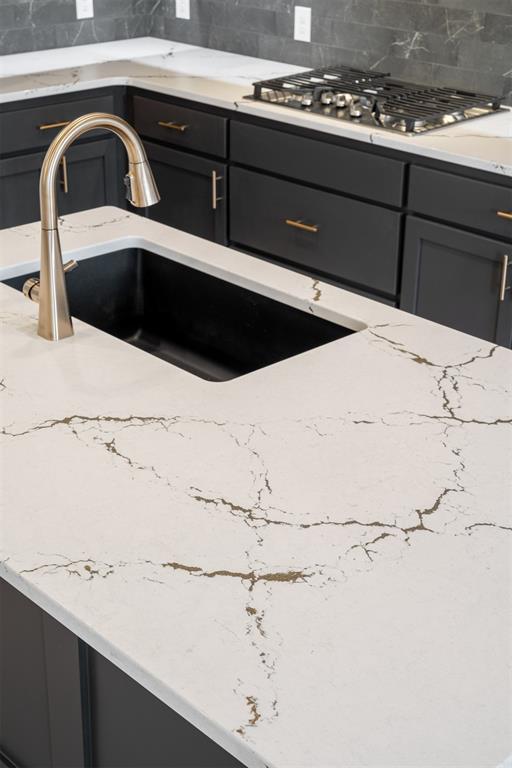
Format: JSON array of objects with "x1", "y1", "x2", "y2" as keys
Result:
[
  {"x1": 0, "y1": 579, "x2": 244, "y2": 768},
  {"x1": 88, "y1": 648, "x2": 243, "y2": 767},
  {"x1": 401, "y1": 217, "x2": 512, "y2": 347},
  {"x1": 142, "y1": 141, "x2": 227, "y2": 245},
  {"x1": 0, "y1": 579, "x2": 84, "y2": 768}
]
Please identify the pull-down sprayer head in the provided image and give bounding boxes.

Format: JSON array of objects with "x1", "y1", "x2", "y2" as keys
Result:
[{"x1": 124, "y1": 158, "x2": 160, "y2": 208}]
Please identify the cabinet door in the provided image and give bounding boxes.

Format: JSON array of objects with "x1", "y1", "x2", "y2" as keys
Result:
[
  {"x1": 0, "y1": 138, "x2": 119, "y2": 229},
  {"x1": 143, "y1": 141, "x2": 227, "y2": 244},
  {"x1": 401, "y1": 217, "x2": 512, "y2": 346},
  {"x1": 88, "y1": 648, "x2": 244, "y2": 768},
  {"x1": 0, "y1": 579, "x2": 84, "y2": 768}
]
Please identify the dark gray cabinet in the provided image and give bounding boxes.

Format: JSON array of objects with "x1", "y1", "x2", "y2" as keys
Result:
[
  {"x1": 0, "y1": 580, "x2": 84, "y2": 768},
  {"x1": 230, "y1": 166, "x2": 401, "y2": 296},
  {"x1": 132, "y1": 95, "x2": 228, "y2": 159},
  {"x1": 408, "y1": 165, "x2": 512, "y2": 240},
  {"x1": 0, "y1": 139, "x2": 119, "y2": 229},
  {"x1": 88, "y1": 648, "x2": 242, "y2": 767},
  {"x1": 0, "y1": 578, "x2": 243, "y2": 768},
  {"x1": 401, "y1": 217, "x2": 512, "y2": 346},
  {"x1": 230, "y1": 119, "x2": 405, "y2": 207},
  {"x1": 0, "y1": 92, "x2": 116, "y2": 157},
  {"x1": 143, "y1": 141, "x2": 227, "y2": 244}
]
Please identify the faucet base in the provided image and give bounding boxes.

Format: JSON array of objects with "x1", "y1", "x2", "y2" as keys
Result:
[{"x1": 38, "y1": 229, "x2": 74, "y2": 341}]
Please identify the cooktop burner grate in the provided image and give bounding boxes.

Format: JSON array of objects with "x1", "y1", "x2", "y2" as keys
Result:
[
  {"x1": 250, "y1": 65, "x2": 503, "y2": 134},
  {"x1": 253, "y1": 65, "x2": 389, "y2": 94}
]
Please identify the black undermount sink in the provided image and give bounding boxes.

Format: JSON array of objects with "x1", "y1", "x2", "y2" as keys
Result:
[{"x1": 4, "y1": 249, "x2": 354, "y2": 381}]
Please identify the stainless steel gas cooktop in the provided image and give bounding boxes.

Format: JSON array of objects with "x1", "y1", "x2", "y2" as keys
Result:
[{"x1": 248, "y1": 65, "x2": 503, "y2": 134}]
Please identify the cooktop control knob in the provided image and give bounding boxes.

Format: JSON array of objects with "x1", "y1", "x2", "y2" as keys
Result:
[{"x1": 349, "y1": 97, "x2": 363, "y2": 118}]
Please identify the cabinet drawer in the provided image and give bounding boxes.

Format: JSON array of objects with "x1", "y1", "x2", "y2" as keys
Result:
[
  {"x1": 132, "y1": 95, "x2": 227, "y2": 158},
  {"x1": 0, "y1": 93, "x2": 116, "y2": 156},
  {"x1": 230, "y1": 168, "x2": 401, "y2": 295},
  {"x1": 408, "y1": 166, "x2": 512, "y2": 240},
  {"x1": 231, "y1": 121, "x2": 405, "y2": 207}
]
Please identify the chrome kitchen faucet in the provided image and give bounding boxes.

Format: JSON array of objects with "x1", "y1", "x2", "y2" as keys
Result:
[{"x1": 23, "y1": 112, "x2": 160, "y2": 341}]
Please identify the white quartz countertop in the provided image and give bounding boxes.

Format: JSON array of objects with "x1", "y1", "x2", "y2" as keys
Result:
[
  {"x1": 1, "y1": 37, "x2": 511, "y2": 177},
  {"x1": 1, "y1": 207, "x2": 511, "y2": 768}
]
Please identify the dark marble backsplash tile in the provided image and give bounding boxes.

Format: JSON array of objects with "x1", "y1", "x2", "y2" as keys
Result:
[
  {"x1": 0, "y1": 0, "x2": 153, "y2": 54},
  {"x1": 151, "y1": 0, "x2": 512, "y2": 102},
  {"x1": 1, "y1": 0, "x2": 510, "y2": 104}
]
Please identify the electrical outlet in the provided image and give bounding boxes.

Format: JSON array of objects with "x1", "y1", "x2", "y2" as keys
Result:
[
  {"x1": 75, "y1": 0, "x2": 94, "y2": 19},
  {"x1": 176, "y1": 0, "x2": 190, "y2": 20},
  {"x1": 294, "y1": 5, "x2": 311, "y2": 42}
]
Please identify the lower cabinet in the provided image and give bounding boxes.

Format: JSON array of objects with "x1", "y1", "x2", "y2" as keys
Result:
[
  {"x1": 0, "y1": 580, "x2": 84, "y2": 768},
  {"x1": 229, "y1": 166, "x2": 401, "y2": 298},
  {"x1": 401, "y1": 217, "x2": 512, "y2": 347},
  {"x1": 0, "y1": 579, "x2": 243, "y2": 768},
  {"x1": 143, "y1": 141, "x2": 227, "y2": 244},
  {"x1": 0, "y1": 139, "x2": 119, "y2": 229}
]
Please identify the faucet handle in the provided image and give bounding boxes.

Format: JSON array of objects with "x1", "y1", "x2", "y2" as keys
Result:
[
  {"x1": 23, "y1": 259, "x2": 78, "y2": 303},
  {"x1": 23, "y1": 276, "x2": 40, "y2": 302}
]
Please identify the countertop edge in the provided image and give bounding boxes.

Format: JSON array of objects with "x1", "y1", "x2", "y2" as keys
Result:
[{"x1": 0, "y1": 562, "x2": 267, "y2": 768}]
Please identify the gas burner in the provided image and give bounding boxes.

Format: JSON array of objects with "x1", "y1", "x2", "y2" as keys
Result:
[{"x1": 249, "y1": 65, "x2": 503, "y2": 134}]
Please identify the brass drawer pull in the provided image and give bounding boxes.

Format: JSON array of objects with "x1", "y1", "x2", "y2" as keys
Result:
[
  {"x1": 497, "y1": 210, "x2": 512, "y2": 221},
  {"x1": 285, "y1": 218, "x2": 319, "y2": 233},
  {"x1": 499, "y1": 254, "x2": 510, "y2": 302},
  {"x1": 157, "y1": 120, "x2": 189, "y2": 133},
  {"x1": 211, "y1": 170, "x2": 223, "y2": 210},
  {"x1": 59, "y1": 155, "x2": 69, "y2": 194},
  {"x1": 38, "y1": 120, "x2": 71, "y2": 131}
]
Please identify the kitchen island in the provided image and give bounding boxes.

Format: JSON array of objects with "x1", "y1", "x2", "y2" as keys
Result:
[{"x1": 1, "y1": 207, "x2": 511, "y2": 767}]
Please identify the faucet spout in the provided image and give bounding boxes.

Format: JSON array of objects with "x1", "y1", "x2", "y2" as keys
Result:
[{"x1": 32, "y1": 112, "x2": 160, "y2": 341}]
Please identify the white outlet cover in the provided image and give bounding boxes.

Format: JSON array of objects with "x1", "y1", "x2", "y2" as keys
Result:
[
  {"x1": 294, "y1": 5, "x2": 312, "y2": 42},
  {"x1": 176, "y1": 0, "x2": 191, "y2": 20},
  {"x1": 76, "y1": 0, "x2": 94, "y2": 20}
]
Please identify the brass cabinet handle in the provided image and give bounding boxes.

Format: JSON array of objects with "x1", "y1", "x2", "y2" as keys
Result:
[
  {"x1": 211, "y1": 170, "x2": 223, "y2": 210},
  {"x1": 499, "y1": 254, "x2": 510, "y2": 302},
  {"x1": 59, "y1": 155, "x2": 69, "y2": 194},
  {"x1": 38, "y1": 120, "x2": 72, "y2": 131},
  {"x1": 157, "y1": 120, "x2": 189, "y2": 132},
  {"x1": 497, "y1": 210, "x2": 512, "y2": 221},
  {"x1": 285, "y1": 218, "x2": 319, "y2": 233}
]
